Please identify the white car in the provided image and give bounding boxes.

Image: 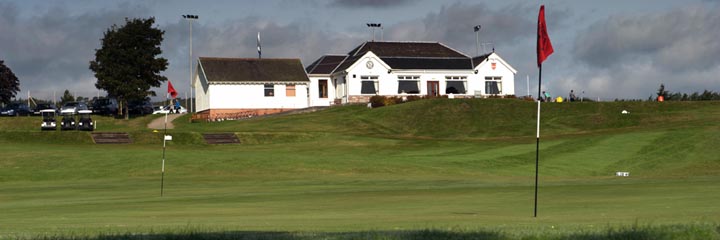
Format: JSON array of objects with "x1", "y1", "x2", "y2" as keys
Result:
[{"x1": 152, "y1": 105, "x2": 187, "y2": 114}]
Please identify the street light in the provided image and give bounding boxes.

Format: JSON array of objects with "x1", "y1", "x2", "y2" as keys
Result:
[
  {"x1": 366, "y1": 23, "x2": 382, "y2": 41},
  {"x1": 182, "y1": 14, "x2": 198, "y2": 113},
  {"x1": 473, "y1": 25, "x2": 481, "y2": 56}
]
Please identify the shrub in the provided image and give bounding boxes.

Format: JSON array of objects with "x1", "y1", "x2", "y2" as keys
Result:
[
  {"x1": 369, "y1": 95, "x2": 386, "y2": 108},
  {"x1": 406, "y1": 95, "x2": 422, "y2": 102}
]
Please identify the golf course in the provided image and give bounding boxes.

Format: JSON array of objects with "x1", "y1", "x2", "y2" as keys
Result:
[{"x1": 1, "y1": 98, "x2": 719, "y2": 239}]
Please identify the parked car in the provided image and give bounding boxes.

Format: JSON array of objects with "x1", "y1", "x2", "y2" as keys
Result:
[
  {"x1": 91, "y1": 98, "x2": 118, "y2": 115},
  {"x1": 60, "y1": 112, "x2": 76, "y2": 131},
  {"x1": 33, "y1": 103, "x2": 58, "y2": 115},
  {"x1": 60, "y1": 101, "x2": 88, "y2": 114},
  {"x1": 40, "y1": 109, "x2": 57, "y2": 131},
  {"x1": 128, "y1": 99, "x2": 153, "y2": 115},
  {"x1": 152, "y1": 105, "x2": 187, "y2": 114},
  {"x1": 77, "y1": 110, "x2": 94, "y2": 131},
  {"x1": 1, "y1": 102, "x2": 32, "y2": 116}
]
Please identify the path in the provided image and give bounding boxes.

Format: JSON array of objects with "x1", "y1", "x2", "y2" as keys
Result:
[{"x1": 147, "y1": 113, "x2": 184, "y2": 129}]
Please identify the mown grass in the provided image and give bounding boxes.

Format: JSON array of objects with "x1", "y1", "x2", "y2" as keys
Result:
[
  {"x1": 14, "y1": 224, "x2": 720, "y2": 240},
  {"x1": 1, "y1": 99, "x2": 719, "y2": 239}
]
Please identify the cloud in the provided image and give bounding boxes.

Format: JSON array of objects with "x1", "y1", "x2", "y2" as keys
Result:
[
  {"x1": 385, "y1": 2, "x2": 537, "y2": 52},
  {"x1": 328, "y1": 0, "x2": 413, "y2": 8},
  {"x1": 568, "y1": 4, "x2": 720, "y2": 99},
  {"x1": 0, "y1": 2, "x2": 153, "y2": 100},
  {"x1": 574, "y1": 6, "x2": 720, "y2": 71}
]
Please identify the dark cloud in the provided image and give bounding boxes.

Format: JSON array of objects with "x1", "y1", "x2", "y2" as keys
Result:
[
  {"x1": 573, "y1": 5, "x2": 720, "y2": 71},
  {"x1": 328, "y1": 0, "x2": 413, "y2": 8},
  {"x1": 0, "y1": 2, "x2": 153, "y2": 100},
  {"x1": 567, "y1": 5, "x2": 720, "y2": 99}
]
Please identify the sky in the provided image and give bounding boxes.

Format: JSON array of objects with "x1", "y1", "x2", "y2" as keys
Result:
[{"x1": 1, "y1": 0, "x2": 719, "y2": 101}]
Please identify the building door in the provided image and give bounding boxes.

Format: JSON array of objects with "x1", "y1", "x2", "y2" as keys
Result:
[
  {"x1": 319, "y1": 80, "x2": 328, "y2": 98},
  {"x1": 427, "y1": 81, "x2": 439, "y2": 97}
]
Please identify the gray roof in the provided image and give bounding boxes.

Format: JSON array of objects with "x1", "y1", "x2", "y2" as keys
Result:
[
  {"x1": 329, "y1": 41, "x2": 474, "y2": 73},
  {"x1": 199, "y1": 57, "x2": 310, "y2": 83},
  {"x1": 305, "y1": 55, "x2": 347, "y2": 74}
]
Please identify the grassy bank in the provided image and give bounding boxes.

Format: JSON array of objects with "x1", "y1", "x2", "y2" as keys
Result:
[{"x1": 1, "y1": 99, "x2": 718, "y2": 239}]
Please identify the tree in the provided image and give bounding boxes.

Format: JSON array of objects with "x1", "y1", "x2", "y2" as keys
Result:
[
  {"x1": 60, "y1": 90, "x2": 75, "y2": 105},
  {"x1": 0, "y1": 60, "x2": 20, "y2": 105},
  {"x1": 89, "y1": 17, "x2": 168, "y2": 119}
]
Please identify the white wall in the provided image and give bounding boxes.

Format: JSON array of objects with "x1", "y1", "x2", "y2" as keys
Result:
[
  {"x1": 340, "y1": 52, "x2": 479, "y2": 97},
  {"x1": 308, "y1": 76, "x2": 335, "y2": 107},
  {"x1": 194, "y1": 72, "x2": 210, "y2": 112},
  {"x1": 208, "y1": 83, "x2": 309, "y2": 109},
  {"x1": 474, "y1": 53, "x2": 517, "y2": 96}
]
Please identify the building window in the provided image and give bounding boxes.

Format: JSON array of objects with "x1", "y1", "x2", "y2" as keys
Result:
[
  {"x1": 445, "y1": 76, "x2": 467, "y2": 94},
  {"x1": 319, "y1": 80, "x2": 328, "y2": 98},
  {"x1": 360, "y1": 76, "x2": 378, "y2": 94},
  {"x1": 286, "y1": 84, "x2": 296, "y2": 97},
  {"x1": 264, "y1": 84, "x2": 274, "y2": 97},
  {"x1": 398, "y1": 76, "x2": 420, "y2": 94},
  {"x1": 485, "y1": 76, "x2": 502, "y2": 94}
]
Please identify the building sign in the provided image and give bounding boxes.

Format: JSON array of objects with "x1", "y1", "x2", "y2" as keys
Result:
[{"x1": 491, "y1": 62, "x2": 497, "y2": 70}]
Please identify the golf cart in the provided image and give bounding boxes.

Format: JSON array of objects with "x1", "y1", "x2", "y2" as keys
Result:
[
  {"x1": 40, "y1": 109, "x2": 57, "y2": 131},
  {"x1": 60, "y1": 109, "x2": 76, "y2": 131},
  {"x1": 77, "y1": 110, "x2": 94, "y2": 131}
]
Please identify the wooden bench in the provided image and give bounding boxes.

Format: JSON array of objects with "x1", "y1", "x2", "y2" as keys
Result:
[
  {"x1": 91, "y1": 132, "x2": 132, "y2": 144},
  {"x1": 203, "y1": 133, "x2": 240, "y2": 144}
]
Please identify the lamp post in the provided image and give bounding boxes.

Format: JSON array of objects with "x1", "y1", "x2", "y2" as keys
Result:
[
  {"x1": 473, "y1": 25, "x2": 481, "y2": 56},
  {"x1": 182, "y1": 14, "x2": 198, "y2": 113},
  {"x1": 366, "y1": 23, "x2": 382, "y2": 41}
]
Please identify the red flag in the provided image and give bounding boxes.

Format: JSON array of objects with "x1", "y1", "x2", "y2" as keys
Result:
[
  {"x1": 537, "y1": 5, "x2": 554, "y2": 67},
  {"x1": 167, "y1": 81, "x2": 178, "y2": 99}
]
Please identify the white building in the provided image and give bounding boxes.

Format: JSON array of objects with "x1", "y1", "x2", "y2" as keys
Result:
[
  {"x1": 193, "y1": 57, "x2": 310, "y2": 118},
  {"x1": 305, "y1": 41, "x2": 517, "y2": 104},
  {"x1": 192, "y1": 41, "x2": 518, "y2": 118}
]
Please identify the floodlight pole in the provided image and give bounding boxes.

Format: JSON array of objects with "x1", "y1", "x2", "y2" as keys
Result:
[
  {"x1": 474, "y1": 25, "x2": 481, "y2": 56},
  {"x1": 183, "y1": 14, "x2": 198, "y2": 114},
  {"x1": 366, "y1": 23, "x2": 382, "y2": 42}
]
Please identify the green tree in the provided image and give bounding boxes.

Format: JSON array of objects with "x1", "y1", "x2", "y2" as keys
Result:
[
  {"x1": 0, "y1": 60, "x2": 20, "y2": 105},
  {"x1": 60, "y1": 90, "x2": 75, "y2": 105},
  {"x1": 89, "y1": 17, "x2": 168, "y2": 119}
]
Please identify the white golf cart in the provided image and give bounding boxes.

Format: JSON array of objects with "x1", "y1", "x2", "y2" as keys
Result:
[
  {"x1": 60, "y1": 109, "x2": 76, "y2": 131},
  {"x1": 77, "y1": 110, "x2": 94, "y2": 131},
  {"x1": 40, "y1": 109, "x2": 57, "y2": 131}
]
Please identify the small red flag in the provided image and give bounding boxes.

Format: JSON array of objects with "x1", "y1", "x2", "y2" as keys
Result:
[
  {"x1": 537, "y1": 5, "x2": 554, "y2": 67},
  {"x1": 167, "y1": 81, "x2": 178, "y2": 99}
]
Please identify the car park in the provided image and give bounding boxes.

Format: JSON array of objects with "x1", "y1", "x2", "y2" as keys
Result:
[
  {"x1": 152, "y1": 105, "x2": 187, "y2": 114},
  {"x1": 1, "y1": 102, "x2": 32, "y2": 116},
  {"x1": 33, "y1": 103, "x2": 58, "y2": 115},
  {"x1": 40, "y1": 109, "x2": 57, "y2": 131},
  {"x1": 77, "y1": 110, "x2": 94, "y2": 131},
  {"x1": 91, "y1": 98, "x2": 118, "y2": 115},
  {"x1": 128, "y1": 100, "x2": 153, "y2": 115},
  {"x1": 60, "y1": 110, "x2": 77, "y2": 131},
  {"x1": 60, "y1": 101, "x2": 89, "y2": 114}
]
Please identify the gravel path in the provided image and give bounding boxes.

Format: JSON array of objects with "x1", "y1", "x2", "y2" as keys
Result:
[{"x1": 147, "y1": 113, "x2": 184, "y2": 129}]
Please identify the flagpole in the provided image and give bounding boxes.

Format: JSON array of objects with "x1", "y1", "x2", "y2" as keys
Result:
[
  {"x1": 161, "y1": 111, "x2": 167, "y2": 196},
  {"x1": 534, "y1": 4, "x2": 553, "y2": 219},
  {"x1": 534, "y1": 65, "x2": 542, "y2": 218},
  {"x1": 161, "y1": 83, "x2": 170, "y2": 197}
]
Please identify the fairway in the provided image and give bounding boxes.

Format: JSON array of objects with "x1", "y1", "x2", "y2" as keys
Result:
[{"x1": 1, "y1": 99, "x2": 719, "y2": 239}]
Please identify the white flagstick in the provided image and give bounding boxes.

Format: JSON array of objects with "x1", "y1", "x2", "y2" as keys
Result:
[{"x1": 161, "y1": 110, "x2": 168, "y2": 197}]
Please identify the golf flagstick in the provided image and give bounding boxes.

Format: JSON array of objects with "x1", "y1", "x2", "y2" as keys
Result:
[
  {"x1": 161, "y1": 110, "x2": 167, "y2": 197},
  {"x1": 534, "y1": 5, "x2": 554, "y2": 217}
]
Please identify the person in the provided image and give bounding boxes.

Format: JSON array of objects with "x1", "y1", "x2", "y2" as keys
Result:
[
  {"x1": 569, "y1": 90, "x2": 577, "y2": 102},
  {"x1": 543, "y1": 91, "x2": 551, "y2": 102},
  {"x1": 174, "y1": 99, "x2": 181, "y2": 114}
]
